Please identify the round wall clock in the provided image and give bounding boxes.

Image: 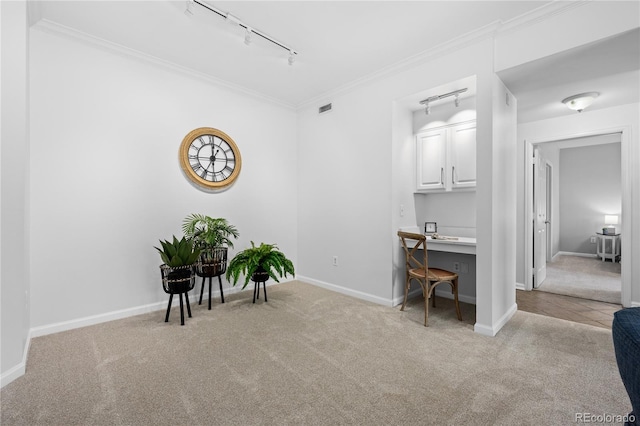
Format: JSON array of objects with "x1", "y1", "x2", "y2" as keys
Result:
[{"x1": 179, "y1": 127, "x2": 242, "y2": 189}]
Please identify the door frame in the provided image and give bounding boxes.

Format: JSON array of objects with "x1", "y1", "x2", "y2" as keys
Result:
[
  {"x1": 523, "y1": 125, "x2": 631, "y2": 307},
  {"x1": 545, "y1": 161, "x2": 553, "y2": 263}
]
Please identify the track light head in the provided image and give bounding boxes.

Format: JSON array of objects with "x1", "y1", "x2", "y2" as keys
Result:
[
  {"x1": 454, "y1": 93, "x2": 460, "y2": 107},
  {"x1": 244, "y1": 28, "x2": 253, "y2": 45},
  {"x1": 424, "y1": 103, "x2": 431, "y2": 115},
  {"x1": 288, "y1": 50, "x2": 296, "y2": 65}
]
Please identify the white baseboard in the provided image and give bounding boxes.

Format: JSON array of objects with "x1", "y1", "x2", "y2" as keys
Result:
[
  {"x1": 391, "y1": 286, "x2": 476, "y2": 306},
  {"x1": 30, "y1": 281, "x2": 286, "y2": 338},
  {"x1": 474, "y1": 303, "x2": 518, "y2": 337},
  {"x1": 631, "y1": 301, "x2": 640, "y2": 308},
  {"x1": 1, "y1": 362, "x2": 26, "y2": 389},
  {"x1": 297, "y1": 276, "x2": 393, "y2": 306},
  {"x1": 2, "y1": 281, "x2": 289, "y2": 388},
  {"x1": 515, "y1": 282, "x2": 526, "y2": 291},
  {"x1": 0, "y1": 328, "x2": 31, "y2": 388},
  {"x1": 556, "y1": 251, "x2": 598, "y2": 258},
  {"x1": 434, "y1": 288, "x2": 476, "y2": 305},
  {"x1": 30, "y1": 301, "x2": 168, "y2": 338}
]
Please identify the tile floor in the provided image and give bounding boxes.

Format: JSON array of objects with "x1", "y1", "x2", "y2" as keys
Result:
[{"x1": 516, "y1": 289, "x2": 622, "y2": 329}]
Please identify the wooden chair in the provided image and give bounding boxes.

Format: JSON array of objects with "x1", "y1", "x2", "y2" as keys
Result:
[{"x1": 398, "y1": 231, "x2": 462, "y2": 326}]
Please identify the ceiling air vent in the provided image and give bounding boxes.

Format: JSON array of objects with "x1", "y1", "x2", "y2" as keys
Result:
[{"x1": 318, "y1": 103, "x2": 332, "y2": 114}]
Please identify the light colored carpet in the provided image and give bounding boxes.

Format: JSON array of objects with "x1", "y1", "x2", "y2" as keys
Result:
[
  {"x1": 538, "y1": 255, "x2": 622, "y2": 304},
  {"x1": 1, "y1": 281, "x2": 630, "y2": 425}
]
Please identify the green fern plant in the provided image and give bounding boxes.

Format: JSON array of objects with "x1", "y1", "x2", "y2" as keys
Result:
[
  {"x1": 226, "y1": 242, "x2": 295, "y2": 289},
  {"x1": 155, "y1": 236, "x2": 201, "y2": 267},
  {"x1": 181, "y1": 214, "x2": 239, "y2": 250}
]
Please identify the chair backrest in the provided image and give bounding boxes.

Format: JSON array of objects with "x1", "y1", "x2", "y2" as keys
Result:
[{"x1": 397, "y1": 231, "x2": 429, "y2": 271}]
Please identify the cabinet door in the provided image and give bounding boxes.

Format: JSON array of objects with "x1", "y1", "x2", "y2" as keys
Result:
[
  {"x1": 449, "y1": 121, "x2": 476, "y2": 189},
  {"x1": 416, "y1": 129, "x2": 447, "y2": 191}
]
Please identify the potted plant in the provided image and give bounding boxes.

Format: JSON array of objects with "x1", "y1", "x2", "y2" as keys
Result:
[
  {"x1": 226, "y1": 242, "x2": 295, "y2": 303},
  {"x1": 155, "y1": 236, "x2": 201, "y2": 325},
  {"x1": 182, "y1": 214, "x2": 239, "y2": 306}
]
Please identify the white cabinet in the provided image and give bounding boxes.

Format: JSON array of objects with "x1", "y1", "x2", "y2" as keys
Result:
[{"x1": 416, "y1": 121, "x2": 476, "y2": 192}]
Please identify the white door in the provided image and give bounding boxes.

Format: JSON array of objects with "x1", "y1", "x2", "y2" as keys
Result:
[
  {"x1": 534, "y1": 148, "x2": 547, "y2": 287},
  {"x1": 416, "y1": 129, "x2": 447, "y2": 191}
]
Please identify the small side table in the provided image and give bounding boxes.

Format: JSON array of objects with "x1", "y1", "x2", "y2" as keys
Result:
[{"x1": 596, "y1": 232, "x2": 620, "y2": 262}]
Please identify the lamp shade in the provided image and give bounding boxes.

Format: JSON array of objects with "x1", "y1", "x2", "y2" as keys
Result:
[{"x1": 605, "y1": 215, "x2": 619, "y2": 225}]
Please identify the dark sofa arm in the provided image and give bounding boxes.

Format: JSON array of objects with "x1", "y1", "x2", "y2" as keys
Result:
[{"x1": 613, "y1": 307, "x2": 640, "y2": 426}]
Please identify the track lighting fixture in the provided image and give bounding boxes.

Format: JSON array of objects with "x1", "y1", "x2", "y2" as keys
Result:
[
  {"x1": 419, "y1": 88, "x2": 467, "y2": 112},
  {"x1": 186, "y1": 0, "x2": 299, "y2": 65}
]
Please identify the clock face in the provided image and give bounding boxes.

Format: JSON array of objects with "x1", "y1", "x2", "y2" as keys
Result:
[{"x1": 179, "y1": 127, "x2": 242, "y2": 189}]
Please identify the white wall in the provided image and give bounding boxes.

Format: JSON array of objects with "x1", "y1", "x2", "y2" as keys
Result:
[
  {"x1": 495, "y1": 1, "x2": 640, "y2": 74},
  {"x1": 485, "y1": 75, "x2": 517, "y2": 331},
  {"x1": 28, "y1": 28, "x2": 298, "y2": 329},
  {"x1": 1, "y1": 0, "x2": 31, "y2": 386},
  {"x1": 518, "y1": 103, "x2": 639, "y2": 305},
  {"x1": 559, "y1": 143, "x2": 621, "y2": 254},
  {"x1": 297, "y1": 36, "x2": 515, "y2": 335}
]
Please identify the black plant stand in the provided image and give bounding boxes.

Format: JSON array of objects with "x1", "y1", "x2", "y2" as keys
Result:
[
  {"x1": 165, "y1": 291, "x2": 192, "y2": 326},
  {"x1": 196, "y1": 248, "x2": 227, "y2": 310},
  {"x1": 160, "y1": 264, "x2": 196, "y2": 326},
  {"x1": 199, "y1": 275, "x2": 225, "y2": 309},
  {"x1": 251, "y1": 271, "x2": 270, "y2": 303}
]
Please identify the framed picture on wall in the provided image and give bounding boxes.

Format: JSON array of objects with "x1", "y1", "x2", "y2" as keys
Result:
[{"x1": 425, "y1": 222, "x2": 437, "y2": 234}]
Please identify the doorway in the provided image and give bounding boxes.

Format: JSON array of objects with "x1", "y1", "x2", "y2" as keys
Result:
[{"x1": 524, "y1": 131, "x2": 628, "y2": 306}]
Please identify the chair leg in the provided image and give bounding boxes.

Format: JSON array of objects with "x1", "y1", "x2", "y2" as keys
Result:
[
  {"x1": 400, "y1": 276, "x2": 410, "y2": 311},
  {"x1": 453, "y1": 278, "x2": 462, "y2": 321},
  {"x1": 424, "y1": 287, "x2": 430, "y2": 327},
  {"x1": 218, "y1": 275, "x2": 225, "y2": 303},
  {"x1": 199, "y1": 277, "x2": 205, "y2": 305},
  {"x1": 165, "y1": 294, "x2": 173, "y2": 322}
]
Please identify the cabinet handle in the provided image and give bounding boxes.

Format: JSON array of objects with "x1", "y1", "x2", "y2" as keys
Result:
[
  {"x1": 440, "y1": 168, "x2": 444, "y2": 185},
  {"x1": 452, "y1": 166, "x2": 456, "y2": 184}
]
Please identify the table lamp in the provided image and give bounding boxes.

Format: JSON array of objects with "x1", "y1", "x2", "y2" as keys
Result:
[{"x1": 604, "y1": 215, "x2": 618, "y2": 235}]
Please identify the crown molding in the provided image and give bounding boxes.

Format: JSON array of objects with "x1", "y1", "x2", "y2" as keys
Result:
[
  {"x1": 31, "y1": 19, "x2": 297, "y2": 111},
  {"x1": 296, "y1": 1, "x2": 586, "y2": 110},
  {"x1": 296, "y1": 19, "x2": 501, "y2": 110},
  {"x1": 496, "y1": 0, "x2": 589, "y2": 35}
]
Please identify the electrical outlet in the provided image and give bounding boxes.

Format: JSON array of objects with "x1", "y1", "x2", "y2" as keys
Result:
[
  {"x1": 590, "y1": 236, "x2": 597, "y2": 243},
  {"x1": 453, "y1": 262, "x2": 460, "y2": 272},
  {"x1": 333, "y1": 256, "x2": 338, "y2": 266}
]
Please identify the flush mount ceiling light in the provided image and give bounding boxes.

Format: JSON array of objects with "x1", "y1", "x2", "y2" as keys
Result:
[
  {"x1": 562, "y1": 92, "x2": 599, "y2": 112},
  {"x1": 419, "y1": 88, "x2": 467, "y2": 115},
  {"x1": 185, "y1": 0, "x2": 298, "y2": 65}
]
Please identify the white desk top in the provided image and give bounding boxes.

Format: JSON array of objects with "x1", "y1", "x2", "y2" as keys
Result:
[
  {"x1": 400, "y1": 228, "x2": 477, "y2": 255},
  {"x1": 425, "y1": 236, "x2": 476, "y2": 255}
]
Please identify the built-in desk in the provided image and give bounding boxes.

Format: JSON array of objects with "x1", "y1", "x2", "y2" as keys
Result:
[
  {"x1": 425, "y1": 236, "x2": 476, "y2": 255},
  {"x1": 401, "y1": 229, "x2": 476, "y2": 255}
]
